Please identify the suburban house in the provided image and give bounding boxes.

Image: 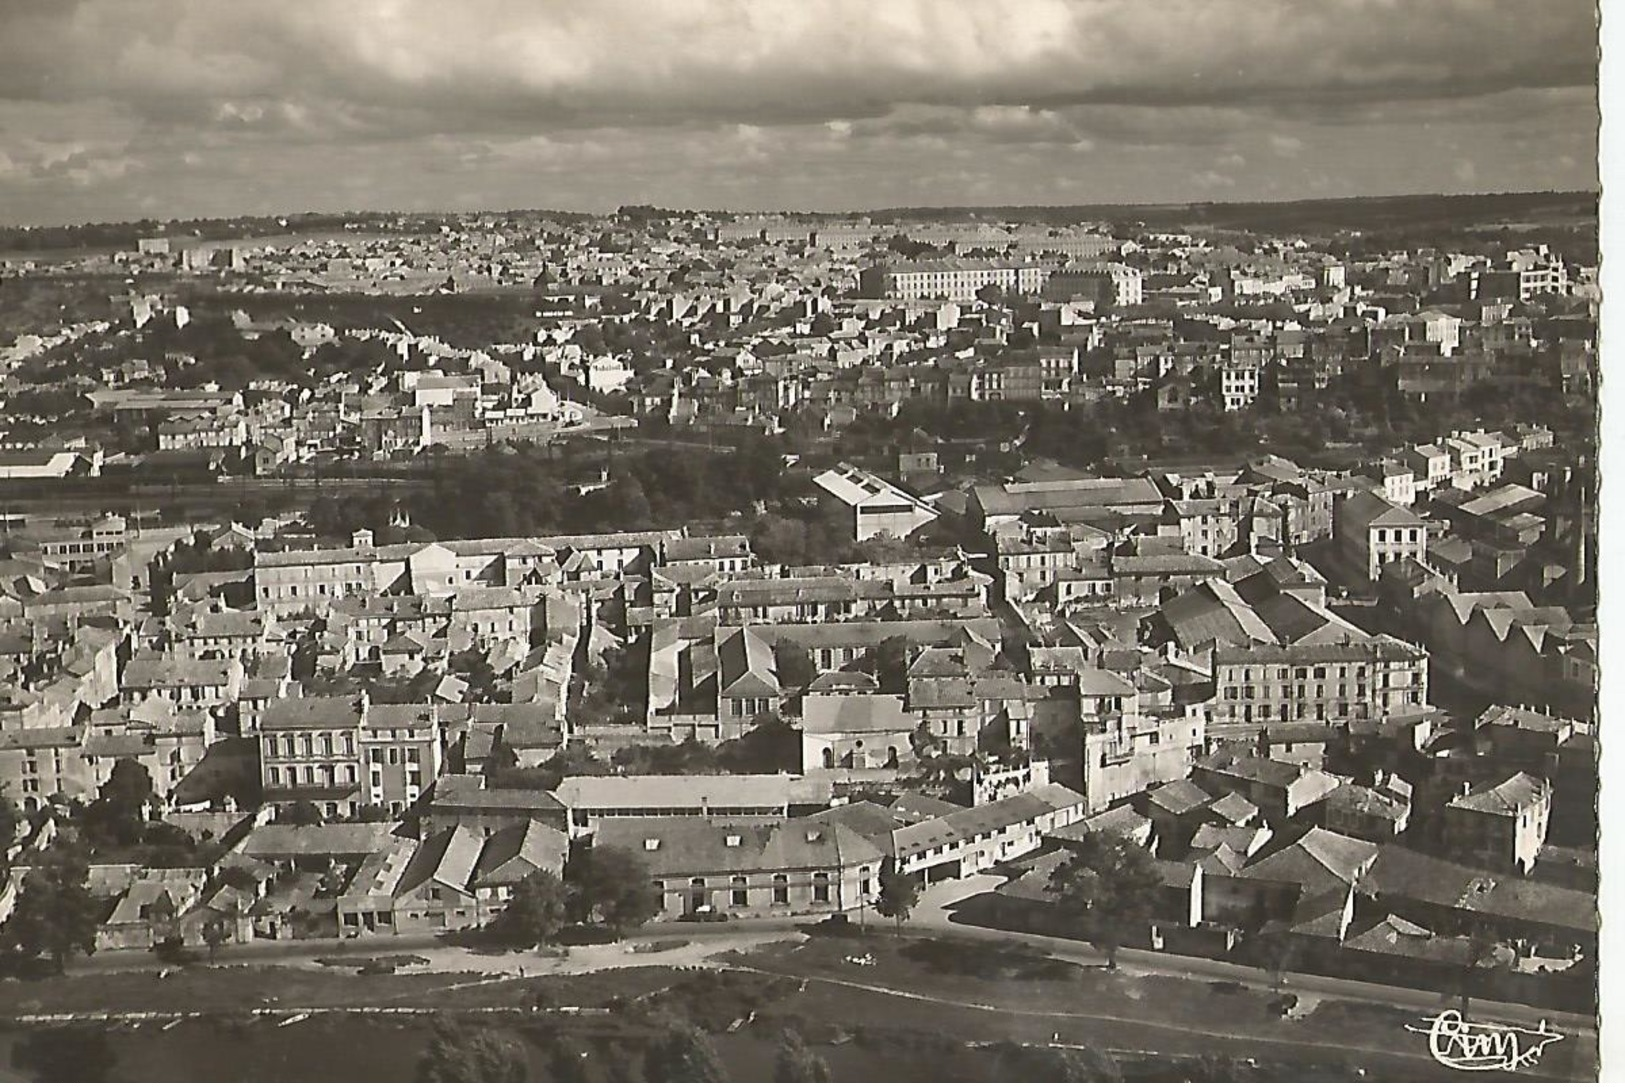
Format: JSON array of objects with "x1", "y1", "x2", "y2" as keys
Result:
[{"x1": 1443, "y1": 772, "x2": 1553, "y2": 875}]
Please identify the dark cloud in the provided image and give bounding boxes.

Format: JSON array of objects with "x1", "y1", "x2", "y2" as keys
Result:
[{"x1": 0, "y1": 0, "x2": 1598, "y2": 222}]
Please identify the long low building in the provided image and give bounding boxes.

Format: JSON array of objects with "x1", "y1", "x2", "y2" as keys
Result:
[
  {"x1": 893, "y1": 783, "x2": 1087, "y2": 882},
  {"x1": 594, "y1": 815, "x2": 885, "y2": 922},
  {"x1": 555, "y1": 773, "x2": 837, "y2": 837}
]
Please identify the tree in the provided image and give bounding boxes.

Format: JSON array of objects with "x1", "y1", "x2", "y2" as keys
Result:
[
  {"x1": 4, "y1": 842, "x2": 100, "y2": 972},
  {"x1": 548, "y1": 1034, "x2": 592, "y2": 1080},
  {"x1": 0, "y1": 784, "x2": 19, "y2": 856},
  {"x1": 1458, "y1": 923, "x2": 1503, "y2": 1017},
  {"x1": 908, "y1": 722, "x2": 940, "y2": 761},
  {"x1": 83, "y1": 758, "x2": 156, "y2": 847},
  {"x1": 772, "y1": 644, "x2": 817, "y2": 691},
  {"x1": 774, "y1": 1027, "x2": 832, "y2": 1082},
  {"x1": 565, "y1": 844, "x2": 659, "y2": 935},
  {"x1": 493, "y1": 869, "x2": 569, "y2": 948},
  {"x1": 277, "y1": 800, "x2": 324, "y2": 826},
  {"x1": 872, "y1": 636, "x2": 912, "y2": 694},
  {"x1": 12, "y1": 1023, "x2": 119, "y2": 1082},
  {"x1": 1046, "y1": 832, "x2": 1162, "y2": 969},
  {"x1": 598, "y1": 1039, "x2": 642, "y2": 1081},
  {"x1": 645, "y1": 1021, "x2": 728, "y2": 1083},
  {"x1": 874, "y1": 856, "x2": 920, "y2": 936},
  {"x1": 415, "y1": 1016, "x2": 530, "y2": 1081},
  {"x1": 202, "y1": 914, "x2": 231, "y2": 964},
  {"x1": 716, "y1": 714, "x2": 802, "y2": 774}
]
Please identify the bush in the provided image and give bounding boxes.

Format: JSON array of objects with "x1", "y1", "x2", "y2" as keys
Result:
[{"x1": 642, "y1": 970, "x2": 796, "y2": 1031}]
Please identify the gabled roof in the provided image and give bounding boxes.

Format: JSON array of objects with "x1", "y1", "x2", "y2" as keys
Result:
[
  {"x1": 801, "y1": 693, "x2": 914, "y2": 735},
  {"x1": 1147, "y1": 779, "x2": 1212, "y2": 816},
  {"x1": 555, "y1": 773, "x2": 830, "y2": 812},
  {"x1": 803, "y1": 800, "x2": 906, "y2": 854},
  {"x1": 1241, "y1": 827, "x2": 1378, "y2": 895},
  {"x1": 241, "y1": 822, "x2": 398, "y2": 858},
  {"x1": 398, "y1": 825, "x2": 485, "y2": 899},
  {"x1": 1205, "y1": 791, "x2": 1259, "y2": 825},
  {"x1": 1447, "y1": 772, "x2": 1548, "y2": 816},
  {"x1": 1340, "y1": 489, "x2": 1426, "y2": 528},
  {"x1": 594, "y1": 816, "x2": 885, "y2": 877},
  {"x1": 472, "y1": 819, "x2": 569, "y2": 887},
  {"x1": 893, "y1": 784, "x2": 1085, "y2": 857},
  {"x1": 1360, "y1": 844, "x2": 1596, "y2": 935},
  {"x1": 888, "y1": 791, "x2": 965, "y2": 824}
]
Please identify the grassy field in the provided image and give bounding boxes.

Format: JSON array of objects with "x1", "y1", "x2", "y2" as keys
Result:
[
  {"x1": 0, "y1": 932, "x2": 1595, "y2": 1080},
  {"x1": 721, "y1": 932, "x2": 1595, "y2": 1081},
  {"x1": 0, "y1": 962, "x2": 682, "y2": 1018}
]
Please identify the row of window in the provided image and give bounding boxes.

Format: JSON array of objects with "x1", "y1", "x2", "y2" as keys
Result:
[
  {"x1": 1225, "y1": 685, "x2": 1368, "y2": 700},
  {"x1": 661, "y1": 870, "x2": 865, "y2": 908},
  {"x1": 264, "y1": 731, "x2": 358, "y2": 759}
]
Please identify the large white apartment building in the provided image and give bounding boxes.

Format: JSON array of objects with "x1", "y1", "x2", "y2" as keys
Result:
[{"x1": 859, "y1": 260, "x2": 1049, "y2": 302}]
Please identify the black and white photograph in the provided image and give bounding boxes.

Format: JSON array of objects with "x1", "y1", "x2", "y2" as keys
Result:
[{"x1": 0, "y1": 0, "x2": 1604, "y2": 1081}]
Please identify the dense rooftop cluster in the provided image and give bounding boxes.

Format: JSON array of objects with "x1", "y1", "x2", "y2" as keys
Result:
[{"x1": 0, "y1": 201, "x2": 1595, "y2": 1012}]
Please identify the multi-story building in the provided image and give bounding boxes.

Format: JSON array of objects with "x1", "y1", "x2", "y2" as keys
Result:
[
  {"x1": 596, "y1": 816, "x2": 884, "y2": 922},
  {"x1": 1335, "y1": 491, "x2": 1429, "y2": 581},
  {"x1": 121, "y1": 656, "x2": 244, "y2": 713},
  {"x1": 0, "y1": 725, "x2": 93, "y2": 813},
  {"x1": 37, "y1": 515, "x2": 138, "y2": 573},
  {"x1": 256, "y1": 529, "x2": 683, "y2": 617},
  {"x1": 258, "y1": 694, "x2": 443, "y2": 819},
  {"x1": 858, "y1": 259, "x2": 1049, "y2": 302},
  {"x1": 1043, "y1": 263, "x2": 1143, "y2": 308},
  {"x1": 554, "y1": 773, "x2": 835, "y2": 838},
  {"x1": 1221, "y1": 358, "x2": 1260, "y2": 412},
  {"x1": 1403, "y1": 444, "x2": 1452, "y2": 494},
  {"x1": 1075, "y1": 667, "x2": 1202, "y2": 813},
  {"x1": 1443, "y1": 772, "x2": 1552, "y2": 874},
  {"x1": 1208, "y1": 638, "x2": 1429, "y2": 731},
  {"x1": 893, "y1": 783, "x2": 1087, "y2": 882},
  {"x1": 156, "y1": 413, "x2": 248, "y2": 452}
]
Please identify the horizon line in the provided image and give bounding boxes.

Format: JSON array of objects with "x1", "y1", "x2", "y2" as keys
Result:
[{"x1": 0, "y1": 187, "x2": 1599, "y2": 234}]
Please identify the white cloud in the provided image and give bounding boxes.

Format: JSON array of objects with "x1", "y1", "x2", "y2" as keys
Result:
[
  {"x1": 0, "y1": 0, "x2": 1595, "y2": 139},
  {"x1": 0, "y1": 0, "x2": 1598, "y2": 221}
]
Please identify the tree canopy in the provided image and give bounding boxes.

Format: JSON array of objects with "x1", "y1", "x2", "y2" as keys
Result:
[
  {"x1": 4, "y1": 842, "x2": 101, "y2": 971},
  {"x1": 565, "y1": 844, "x2": 659, "y2": 934},
  {"x1": 1046, "y1": 832, "x2": 1162, "y2": 968},
  {"x1": 13, "y1": 1024, "x2": 119, "y2": 1082},
  {"x1": 491, "y1": 869, "x2": 569, "y2": 948},
  {"x1": 81, "y1": 758, "x2": 157, "y2": 848},
  {"x1": 774, "y1": 1027, "x2": 833, "y2": 1082},
  {"x1": 874, "y1": 856, "x2": 921, "y2": 934},
  {"x1": 415, "y1": 1016, "x2": 530, "y2": 1082},
  {"x1": 645, "y1": 1021, "x2": 728, "y2": 1083}
]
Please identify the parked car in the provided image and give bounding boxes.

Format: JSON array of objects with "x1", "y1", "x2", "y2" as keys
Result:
[{"x1": 677, "y1": 906, "x2": 731, "y2": 923}]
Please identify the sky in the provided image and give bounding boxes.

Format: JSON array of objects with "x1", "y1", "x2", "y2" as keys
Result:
[{"x1": 0, "y1": 0, "x2": 1600, "y2": 225}]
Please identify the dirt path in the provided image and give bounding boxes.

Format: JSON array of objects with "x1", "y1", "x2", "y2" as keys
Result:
[{"x1": 730, "y1": 964, "x2": 1588, "y2": 1081}]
